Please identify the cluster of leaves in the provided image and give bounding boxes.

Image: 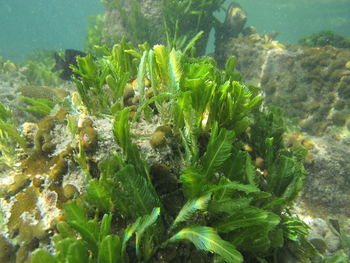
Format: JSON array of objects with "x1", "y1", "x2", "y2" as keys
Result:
[
  {"x1": 0, "y1": 51, "x2": 61, "y2": 86},
  {"x1": 0, "y1": 101, "x2": 27, "y2": 169},
  {"x1": 32, "y1": 38, "x2": 315, "y2": 262},
  {"x1": 0, "y1": 57, "x2": 17, "y2": 75},
  {"x1": 71, "y1": 38, "x2": 147, "y2": 115},
  {"x1": 161, "y1": 0, "x2": 224, "y2": 55},
  {"x1": 19, "y1": 96, "x2": 56, "y2": 117},
  {"x1": 21, "y1": 49, "x2": 62, "y2": 86},
  {"x1": 100, "y1": 0, "x2": 224, "y2": 55},
  {"x1": 299, "y1": 30, "x2": 350, "y2": 49}
]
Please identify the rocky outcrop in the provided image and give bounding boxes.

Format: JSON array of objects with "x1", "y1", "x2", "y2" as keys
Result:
[
  {"x1": 217, "y1": 35, "x2": 350, "y2": 216},
  {"x1": 102, "y1": 0, "x2": 164, "y2": 46}
]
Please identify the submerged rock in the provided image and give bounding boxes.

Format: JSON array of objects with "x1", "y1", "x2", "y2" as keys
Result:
[{"x1": 217, "y1": 35, "x2": 350, "y2": 218}]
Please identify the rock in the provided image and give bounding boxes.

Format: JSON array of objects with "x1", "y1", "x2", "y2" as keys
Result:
[{"x1": 217, "y1": 35, "x2": 350, "y2": 217}]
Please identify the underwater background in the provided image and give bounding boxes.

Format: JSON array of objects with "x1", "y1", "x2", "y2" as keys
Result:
[
  {"x1": 0, "y1": 0, "x2": 103, "y2": 61},
  {"x1": 1, "y1": 0, "x2": 350, "y2": 262},
  {"x1": 1, "y1": 0, "x2": 350, "y2": 61}
]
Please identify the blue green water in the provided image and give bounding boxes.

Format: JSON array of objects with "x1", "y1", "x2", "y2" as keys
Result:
[
  {"x1": 229, "y1": 0, "x2": 350, "y2": 43},
  {"x1": 1, "y1": 0, "x2": 350, "y2": 62},
  {"x1": 0, "y1": 0, "x2": 103, "y2": 62}
]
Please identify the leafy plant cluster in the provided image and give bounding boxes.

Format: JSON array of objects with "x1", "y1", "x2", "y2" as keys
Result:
[
  {"x1": 0, "y1": 101, "x2": 28, "y2": 169},
  {"x1": 99, "y1": 0, "x2": 224, "y2": 55},
  {"x1": 299, "y1": 30, "x2": 350, "y2": 49},
  {"x1": 161, "y1": 0, "x2": 224, "y2": 55},
  {"x1": 21, "y1": 49, "x2": 63, "y2": 86},
  {"x1": 31, "y1": 38, "x2": 315, "y2": 263}
]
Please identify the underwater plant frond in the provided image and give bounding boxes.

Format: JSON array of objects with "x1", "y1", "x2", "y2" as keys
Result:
[
  {"x1": 19, "y1": 95, "x2": 56, "y2": 116},
  {"x1": 201, "y1": 123, "x2": 235, "y2": 180},
  {"x1": 122, "y1": 207, "x2": 160, "y2": 260},
  {"x1": 171, "y1": 193, "x2": 211, "y2": 230},
  {"x1": 167, "y1": 226, "x2": 243, "y2": 263},
  {"x1": 113, "y1": 164, "x2": 160, "y2": 218}
]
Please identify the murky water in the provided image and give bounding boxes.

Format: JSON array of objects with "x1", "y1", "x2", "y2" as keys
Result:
[
  {"x1": 1, "y1": 0, "x2": 349, "y2": 61},
  {"x1": 0, "y1": 0, "x2": 103, "y2": 62}
]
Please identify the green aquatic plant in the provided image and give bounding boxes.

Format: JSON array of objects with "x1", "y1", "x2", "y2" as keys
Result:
[
  {"x1": 0, "y1": 101, "x2": 28, "y2": 168},
  {"x1": 162, "y1": 0, "x2": 224, "y2": 55},
  {"x1": 101, "y1": 0, "x2": 225, "y2": 55},
  {"x1": 71, "y1": 38, "x2": 142, "y2": 115},
  {"x1": 21, "y1": 49, "x2": 62, "y2": 86},
  {"x1": 31, "y1": 39, "x2": 315, "y2": 262},
  {"x1": 19, "y1": 95, "x2": 56, "y2": 117},
  {"x1": 299, "y1": 30, "x2": 350, "y2": 49}
]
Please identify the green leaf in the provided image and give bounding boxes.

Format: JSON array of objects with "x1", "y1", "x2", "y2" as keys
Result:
[
  {"x1": 281, "y1": 216, "x2": 309, "y2": 242},
  {"x1": 55, "y1": 238, "x2": 87, "y2": 263},
  {"x1": 202, "y1": 123, "x2": 235, "y2": 179},
  {"x1": 31, "y1": 249, "x2": 56, "y2": 263},
  {"x1": 214, "y1": 207, "x2": 280, "y2": 233},
  {"x1": 153, "y1": 45, "x2": 181, "y2": 93},
  {"x1": 209, "y1": 198, "x2": 252, "y2": 215},
  {"x1": 98, "y1": 235, "x2": 122, "y2": 263},
  {"x1": 19, "y1": 95, "x2": 55, "y2": 116},
  {"x1": 168, "y1": 226, "x2": 243, "y2": 263},
  {"x1": 180, "y1": 167, "x2": 207, "y2": 199},
  {"x1": 66, "y1": 241, "x2": 89, "y2": 263},
  {"x1": 210, "y1": 179, "x2": 261, "y2": 197},
  {"x1": 122, "y1": 207, "x2": 160, "y2": 259},
  {"x1": 171, "y1": 193, "x2": 211, "y2": 230},
  {"x1": 183, "y1": 31, "x2": 204, "y2": 55},
  {"x1": 113, "y1": 107, "x2": 131, "y2": 150},
  {"x1": 114, "y1": 164, "x2": 159, "y2": 217},
  {"x1": 86, "y1": 179, "x2": 113, "y2": 212},
  {"x1": 63, "y1": 201, "x2": 88, "y2": 225},
  {"x1": 132, "y1": 92, "x2": 173, "y2": 122},
  {"x1": 134, "y1": 207, "x2": 160, "y2": 259},
  {"x1": 68, "y1": 220, "x2": 99, "y2": 255},
  {"x1": 56, "y1": 221, "x2": 75, "y2": 238},
  {"x1": 136, "y1": 50, "x2": 148, "y2": 105},
  {"x1": 100, "y1": 213, "x2": 113, "y2": 242}
]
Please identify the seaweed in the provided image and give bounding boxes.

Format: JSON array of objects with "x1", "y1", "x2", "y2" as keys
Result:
[
  {"x1": 30, "y1": 38, "x2": 315, "y2": 262},
  {"x1": 19, "y1": 95, "x2": 56, "y2": 116},
  {"x1": 101, "y1": 0, "x2": 224, "y2": 56},
  {"x1": 0, "y1": 101, "x2": 28, "y2": 168},
  {"x1": 299, "y1": 30, "x2": 350, "y2": 49},
  {"x1": 21, "y1": 49, "x2": 62, "y2": 86},
  {"x1": 162, "y1": 0, "x2": 224, "y2": 55}
]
